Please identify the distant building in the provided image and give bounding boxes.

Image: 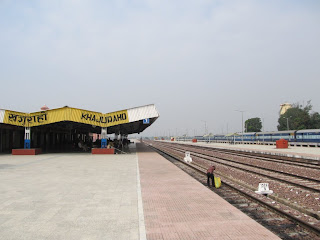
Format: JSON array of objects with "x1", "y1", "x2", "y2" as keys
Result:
[
  {"x1": 41, "y1": 104, "x2": 49, "y2": 111},
  {"x1": 280, "y1": 103, "x2": 292, "y2": 115}
]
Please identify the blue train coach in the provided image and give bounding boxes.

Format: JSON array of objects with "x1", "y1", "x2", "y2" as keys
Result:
[
  {"x1": 256, "y1": 130, "x2": 296, "y2": 142},
  {"x1": 295, "y1": 129, "x2": 320, "y2": 143}
]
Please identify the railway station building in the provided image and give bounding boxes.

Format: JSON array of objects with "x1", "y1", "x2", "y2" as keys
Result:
[{"x1": 0, "y1": 104, "x2": 159, "y2": 154}]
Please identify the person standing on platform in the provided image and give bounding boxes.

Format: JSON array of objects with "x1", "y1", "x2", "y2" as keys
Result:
[{"x1": 207, "y1": 165, "x2": 215, "y2": 187}]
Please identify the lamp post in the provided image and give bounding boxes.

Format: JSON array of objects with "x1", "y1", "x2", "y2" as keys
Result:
[
  {"x1": 235, "y1": 110, "x2": 245, "y2": 143},
  {"x1": 183, "y1": 134, "x2": 187, "y2": 142},
  {"x1": 208, "y1": 133, "x2": 213, "y2": 143},
  {"x1": 283, "y1": 117, "x2": 291, "y2": 130},
  {"x1": 262, "y1": 117, "x2": 265, "y2": 143},
  {"x1": 201, "y1": 120, "x2": 207, "y2": 135}
]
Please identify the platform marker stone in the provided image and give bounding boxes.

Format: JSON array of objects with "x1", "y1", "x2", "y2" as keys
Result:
[
  {"x1": 255, "y1": 183, "x2": 273, "y2": 196},
  {"x1": 184, "y1": 152, "x2": 192, "y2": 163}
]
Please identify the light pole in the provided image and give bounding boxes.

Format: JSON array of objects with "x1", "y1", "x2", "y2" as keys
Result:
[
  {"x1": 235, "y1": 110, "x2": 245, "y2": 143},
  {"x1": 183, "y1": 134, "x2": 187, "y2": 142},
  {"x1": 262, "y1": 117, "x2": 265, "y2": 143},
  {"x1": 201, "y1": 120, "x2": 207, "y2": 135},
  {"x1": 283, "y1": 117, "x2": 291, "y2": 130}
]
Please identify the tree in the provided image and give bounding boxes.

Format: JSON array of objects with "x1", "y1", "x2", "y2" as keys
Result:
[
  {"x1": 310, "y1": 112, "x2": 320, "y2": 129},
  {"x1": 245, "y1": 118, "x2": 262, "y2": 132},
  {"x1": 277, "y1": 101, "x2": 320, "y2": 130}
]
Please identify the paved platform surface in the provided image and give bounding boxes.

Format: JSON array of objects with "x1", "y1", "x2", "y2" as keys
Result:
[
  {"x1": 137, "y1": 143, "x2": 280, "y2": 240},
  {"x1": 0, "y1": 149, "x2": 144, "y2": 240},
  {"x1": 170, "y1": 141, "x2": 320, "y2": 160},
  {"x1": 1, "y1": 142, "x2": 281, "y2": 240}
]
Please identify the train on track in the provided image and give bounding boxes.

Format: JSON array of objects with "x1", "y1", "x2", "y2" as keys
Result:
[{"x1": 178, "y1": 129, "x2": 320, "y2": 143}]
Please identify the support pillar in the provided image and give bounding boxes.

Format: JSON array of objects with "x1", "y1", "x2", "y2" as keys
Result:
[
  {"x1": 92, "y1": 127, "x2": 113, "y2": 154},
  {"x1": 0, "y1": 129, "x2": 2, "y2": 153},
  {"x1": 46, "y1": 132, "x2": 50, "y2": 152},
  {"x1": 12, "y1": 127, "x2": 41, "y2": 154},
  {"x1": 24, "y1": 127, "x2": 31, "y2": 149},
  {"x1": 32, "y1": 131, "x2": 37, "y2": 148},
  {"x1": 8, "y1": 129, "x2": 13, "y2": 150},
  {"x1": 101, "y1": 128, "x2": 107, "y2": 148}
]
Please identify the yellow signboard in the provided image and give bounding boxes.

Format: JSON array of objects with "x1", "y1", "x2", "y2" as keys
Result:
[{"x1": 2, "y1": 107, "x2": 129, "y2": 127}]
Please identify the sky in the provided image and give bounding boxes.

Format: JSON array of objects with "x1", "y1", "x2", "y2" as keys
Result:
[{"x1": 1, "y1": 0, "x2": 319, "y2": 137}]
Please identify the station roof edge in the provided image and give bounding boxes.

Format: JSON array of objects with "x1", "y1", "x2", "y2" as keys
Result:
[
  {"x1": 0, "y1": 104, "x2": 159, "y2": 132},
  {"x1": 0, "y1": 104, "x2": 159, "y2": 116}
]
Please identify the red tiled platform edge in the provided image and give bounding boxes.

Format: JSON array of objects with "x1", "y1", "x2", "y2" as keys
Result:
[
  {"x1": 137, "y1": 143, "x2": 280, "y2": 240},
  {"x1": 91, "y1": 148, "x2": 115, "y2": 154},
  {"x1": 12, "y1": 148, "x2": 42, "y2": 155}
]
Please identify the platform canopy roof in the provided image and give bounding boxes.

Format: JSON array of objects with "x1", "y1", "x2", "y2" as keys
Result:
[
  {"x1": 225, "y1": 132, "x2": 240, "y2": 137},
  {"x1": 0, "y1": 104, "x2": 159, "y2": 135}
]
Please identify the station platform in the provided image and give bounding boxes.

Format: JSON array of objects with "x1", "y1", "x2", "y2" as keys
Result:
[
  {"x1": 137, "y1": 143, "x2": 280, "y2": 240},
  {"x1": 0, "y1": 142, "x2": 280, "y2": 240},
  {"x1": 171, "y1": 141, "x2": 320, "y2": 161}
]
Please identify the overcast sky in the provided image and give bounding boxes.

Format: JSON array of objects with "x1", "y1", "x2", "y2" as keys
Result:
[{"x1": 1, "y1": 0, "x2": 319, "y2": 137}]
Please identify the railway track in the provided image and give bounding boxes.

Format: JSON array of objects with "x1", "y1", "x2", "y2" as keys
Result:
[
  {"x1": 144, "y1": 141, "x2": 320, "y2": 240},
  {"x1": 165, "y1": 142, "x2": 320, "y2": 176},
  {"x1": 186, "y1": 143, "x2": 320, "y2": 168},
  {"x1": 159, "y1": 144, "x2": 320, "y2": 192},
  {"x1": 175, "y1": 142, "x2": 320, "y2": 170},
  {"x1": 152, "y1": 142, "x2": 320, "y2": 192},
  {"x1": 214, "y1": 148, "x2": 320, "y2": 169}
]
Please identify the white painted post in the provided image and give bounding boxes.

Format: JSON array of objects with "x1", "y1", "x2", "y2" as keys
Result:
[
  {"x1": 255, "y1": 183, "x2": 273, "y2": 196},
  {"x1": 184, "y1": 152, "x2": 192, "y2": 163},
  {"x1": 101, "y1": 127, "x2": 107, "y2": 148},
  {"x1": 24, "y1": 127, "x2": 31, "y2": 149}
]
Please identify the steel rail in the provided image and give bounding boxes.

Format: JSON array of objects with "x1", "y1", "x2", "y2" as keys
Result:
[
  {"x1": 155, "y1": 143, "x2": 320, "y2": 193},
  {"x1": 189, "y1": 144, "x2": 320, "y2": 170},
  {"x1": 175, "y1": 142, "x2": 320, "y2": 168},
  {"x1": 175, "y1": 144, "x2": 320, "y2": 184},
  {"x1": 154, "y1": 142, "x2": 320, "y2": 192}
]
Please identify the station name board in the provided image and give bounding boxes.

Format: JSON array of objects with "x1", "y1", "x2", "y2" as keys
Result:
[{"x1": 2, "y1": 108, "x2": 129, "y2": 127}]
